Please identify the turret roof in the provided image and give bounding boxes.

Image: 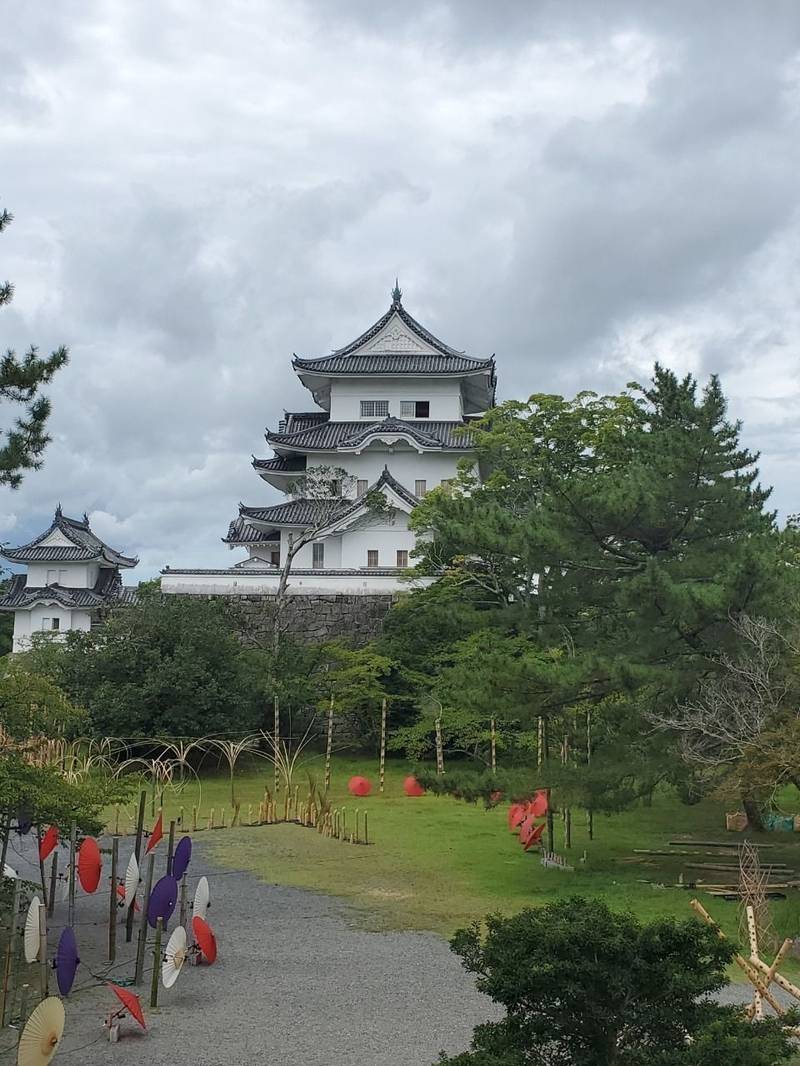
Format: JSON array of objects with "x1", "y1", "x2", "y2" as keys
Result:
[
  {"x1": 265, "y1": 417, "x2": 474, "y2": 452},
  {"x1": 1, "y1": 506, "x2": 138, "y2": 567},
  {"x1": 0, "y1": 569, "x2": 136, "y2": 611}
]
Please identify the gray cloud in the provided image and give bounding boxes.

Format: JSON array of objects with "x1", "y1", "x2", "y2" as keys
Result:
[{"x1": 1, "y1": 0, "x2": 799, "y2": 576}]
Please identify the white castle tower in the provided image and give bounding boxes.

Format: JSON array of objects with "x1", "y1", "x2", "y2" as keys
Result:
[
  {"x1": 0, "y1": 506, "x2": 138, "y2": 651},
  {"x1": 161, "y1": 285, "x2": 495, "y2": 596}
]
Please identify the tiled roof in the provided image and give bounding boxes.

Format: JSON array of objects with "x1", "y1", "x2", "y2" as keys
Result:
[
  {"x1": 222, "y1": 518, "x2": 280, "y2": 545},
  {"x1": 239, "y1": 499, "x2": 343, "y2": 527},
  {"x1": 0, "y1": 570, "x2": 136, "y2": 611},
  {"x1": 292, "y1": 295, "x2": 495, "y2": 377},
  {"x1": 251, "y1": 455, "x2": 306, "y2": 474},
  {"x1": 279, "y1": 412, "x2": 329, "y2": 434},
  {"x1": 1, "y1": 506, "x2": 138, "y2": 567},
  {"x1": 266, "y1": 418, "x2": 473, "y2": 451}
]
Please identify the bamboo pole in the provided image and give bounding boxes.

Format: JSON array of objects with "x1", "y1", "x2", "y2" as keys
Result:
[
  {"x1": 435, "y1": 714, "x2": 444, "y2": 775},
  {"x1": 273, "y1": 694, "x2": 280, "y2": 795},
  {"x1": 67, "y1": 822, "x2": 77, "y2": 929},
  {"x1": 380, "y1": 697, "x2": 388, "y2": 792},
  {"x1": 38, "y1": 902, "x2": 48, "y2": 999},
  {"x1": 689, "y1": 899, "x2": 784, "y2": 1015},
  {"x1": 0, "y1": 813, "x2": 10, "y2": 885},
  {"x1": 746, "y1": 905, "x2": 763, "y2": 1020},
  {"x1": 192, "y1": 806, "x2": 198, "y2": 833},
  {"x1": 0, "y1": 941, "x2": 11, "y2": 1029},
  {"x1": 134, "y1": 853, "x2": 156, "y2": 986},
  {"x1": 166, "y1": 819, "x2": 176, "y2": 876},
  {"x1": 325, "y1": 693, "x2": 334, "y2": 792},
  {"x1": 108, "y1": 837, "x2": 118, "y2": 963},
  {"x1": 47, "y1": 852, "x2": 58, "y2": 918},
  {"x1": 114, "y1": 806, "x2": 120, "y2": 836},
  {"x1": 364, "y1": 812, "x2": 369, "y2": 846},
  {"x1": 490, "y1": 718, "x2": 497, "y2": 773},
  {"x1": 16, "y1": 984, "x2": 29, "y2": 1042},
  {"x1": 127, "y1": 790, "x2": 147, "y2": 943},
  {"x1": 150, "y1": 918, "x2": 163, "y2": 1009},
  {"x1": 35, "y1": 827, "x2": 48, "y2": 901},
  {"x1": 586, "y1": 708, "x2": 594, "y2": 841},
  {"x1": 179, "y1": 874, "x2": 188, "y2": 929}
]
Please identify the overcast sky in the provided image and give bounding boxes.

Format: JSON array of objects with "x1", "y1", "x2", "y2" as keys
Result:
[{"x1": 1, "y1": 1, "x2": 799, "y2": 578}]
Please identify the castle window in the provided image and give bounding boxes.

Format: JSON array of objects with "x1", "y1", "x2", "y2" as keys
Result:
[
  {"x1": 415, "y1": 480, "x2": 427, "y2": 497},
  {"x1": 46, "y1": 570, "x2": 57, "y2": 585},
  {"x1": 312, "y1": 542, "x2": 325, "y2": 568},
  {"x1": 356, "y1": 479, "x2": 368, "y2": 497},
  {"x1": 367, "y1": 550, "x2": 379, "y2": 568},
  {"x1": 361, "y1": 400, "x2": 389, "y2": 418},
  {"x1": 396, "y1": 550, "x2": 408, "y2": 568},
  {"x1": 270, "y1": 551, "x2": 280, "y2": 567},
  {"x1": 400, "y1": 400, "x2": 430, "y2": 419}
]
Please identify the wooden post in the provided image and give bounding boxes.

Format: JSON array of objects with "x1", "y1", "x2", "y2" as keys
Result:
[
  {"x1": 114, "y1": 806, "x2": 120, "y2": 836},
  {"x1": 17, "y1": 983, "x2": 29, "y2": 1042},
  {"x1": 274, "y1": 694, "x2": 280, "y2": 795},
  {"x1": 325, "y1": 693, "x2": 334, "y2": 792},
  {"x1": 746, "y1": 905, "x2": 763, "y2": 1020},
  {"x1": 127, "y1": 790, "x2": 147, "y2": 943},
  {"x1": 537, "y1": 716, "x2": 544, "y2": 768},
  {"x1": 150, "y1": 918, "x2": 163, "y2": 1009},
  {"x1": 0, "y1": 941, "x2": 11, "y2": 1029},
  {"x1": 134, "y1": 853, "x2": 155, "y2": 986},
  {"x1": 435, "y1": 713, "x2": 444, "y2": 776},
  {"x1": 35, "y1": 828, "x2": 48, "y2": 903},
  {"x1": 67, "y1": 821, "x2": 77, "y2": 929},
  {"x1": 38, "y1": 902, "x2": 48, "y2": 998},
  {"x1": 586, "y1": 708, "x2": 594, "y2": 841},
  {"x1": 208, "y1": 807, "x2": 215, "y2": 831},
  {"x1": 0, "y1": 813, "x2": 10, "y2": 886},
  {"x1": 247, "y1": 804, "x2": 253, "y2": 826},
  {"x1": 47, "y1": 852, "x2": 58, "y2": 917},
  {"x1": 379, "y1": 697, "x2": 388, "y2": 792},
  {"x1": 166, "y1": 819, "x2": 176, "y2": 875},
  {"x1": 179, "y1": 874, "x2": 188, "y2": 929},
  {"x1": 179, "y1": 806, "x2": 185, "y2": 831},
  {"x1": 108, "y1": 836, "x2": 118, "y2": 962},
  {"x1": 562, "y1": 734, "x2": 571, "y2": 849},
  {"x1": 546, "y1": 790, "x2": 554, "y2": 854},
  {"x1": 364, "y1": 812, "x2": 369, "y2": 846},
  {"x1": 490, "y1": 718, "x2": 497, "y2": 773},
  {"x1": 192, "y1": 806, "x2": 198, "y2": 832}
]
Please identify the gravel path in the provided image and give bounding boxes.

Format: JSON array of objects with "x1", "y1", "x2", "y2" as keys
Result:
[{"x1": 2, "y1": 833, "x2": 497, "y2": 1065}]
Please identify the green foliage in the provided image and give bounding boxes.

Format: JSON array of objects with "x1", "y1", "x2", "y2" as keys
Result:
[
  {"x1": 437, "y1": 898, "x2": 793, "y2": 1066},
  {"x1": 0, "y1": 657, "x2": 87, "y2": 740},
  {"x1": 20, "y1": 585, "x2": 264, "y2": 737},
  {"x1": 388, "y1": 366, "x2": 785, "y2": 809},
  {"x1": 1, "y1": 205, "x2": 68, "y2": 488},
  {"x1": 0, "y1": 581, "x2": 14, "y2": 657},
  {"x1": 311, "y1": 641, "x2": 393, "y2": 745}
]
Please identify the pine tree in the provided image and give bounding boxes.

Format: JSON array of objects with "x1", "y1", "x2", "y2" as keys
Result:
[{"x1": 0, "y1": 206, "x2": 68, "y2": 488}]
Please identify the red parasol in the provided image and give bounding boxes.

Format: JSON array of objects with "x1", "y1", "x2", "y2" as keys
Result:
[
  {"x1": 348, "y1": 776, "x2": 372, "y2": 797},
  {"x1": 403, "y1": 776, "x2": 425, "y2": 797},
  {"x1": 107, "y1": 983, "x2": 146, "y2": 1030},
  {"x1": 116, "y1": 883, "x2": 140, "y2": 912},
  {"x1": 39, "y1": 825, "x2": 58, "y2": 862},
  {"x1": 192, "y1": 916, "x2": 217, "y2": 964},
  {"x1": 530, "y1": 790, "x2": 548, "y2": 818},
  {"x1": 523, "y1": 822, "x2": 546, "y2": 851},
  {"x1": 507, "y1": 803, "x2": 526, "y2": 830},
  {"x1": 145, "y1": 812, "x2": 163, "y2": 853},
  {"x1": 77, "y1": 837, "x2": 102, "y2": 893}
]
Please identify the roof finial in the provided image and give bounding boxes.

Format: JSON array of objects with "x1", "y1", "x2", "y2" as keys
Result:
[
  {"x1": 391, "y1": 278, "x2": 402, "y2": 308},
  {"x1": 83, "y1": 512, "x2": 90, "y2": 526},
  {"x1": 55, "y1": 503, "x2": 62, "y2": 518}
]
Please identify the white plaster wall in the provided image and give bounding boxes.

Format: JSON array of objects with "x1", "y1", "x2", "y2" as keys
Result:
[
  {"x1": 161, "y1": 570, "x2": 433, "y2": 595},
  {"x1": 13, "y1": 605, "x2": 92, "y2": 651},
  {"x1": 329, "y1": 378, "x2": 463, "y2": 421},
  {"x1": 304, "y1": 450, "x2": 465, "y2": 495},
  {"x1": 27, "y1": 562, "x2": 92, "y2": 588},
  {"x1": 12, "y1": 611, "x2": 31, "y2": 652}
]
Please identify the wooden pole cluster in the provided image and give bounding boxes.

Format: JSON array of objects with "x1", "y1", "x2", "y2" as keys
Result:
[{"x1": 315, "y1": 805, "x2": 369, "y2": 844}]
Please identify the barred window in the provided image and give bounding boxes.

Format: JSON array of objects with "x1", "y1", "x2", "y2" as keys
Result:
[
  {"x1": 312, "y1": 542, "x2": 325, "y2": 568},
  {"x1": 396, "y1": 550, "x2": 409, "y2": 568},
  {"x1": 360, "y1": 400, "x2": 389, "y2": 418},
  {"x1": 367, "y1": 550, "x2": 379, "y2": 568}
]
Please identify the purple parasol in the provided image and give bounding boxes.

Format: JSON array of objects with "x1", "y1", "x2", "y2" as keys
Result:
[
  {"x1": 147, "y1": 874, "x2": 178, "y2": 929},
  {"x1": 55, "y1": 927, "x2": 80, "y2": 995},
  {"x1": 172, "y1": 837, "x2": 192, "y2": 881}
]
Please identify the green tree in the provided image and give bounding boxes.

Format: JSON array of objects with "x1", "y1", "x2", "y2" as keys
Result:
[
  {"x1": 437, "y1": 898, "x2": 793, "y2": 1066},
  {"x1": 1, "y1": 206, "x2": 68, "y2": 488},
  {"x1": 397, "y1": 368, "x2": 783, "y2": 806},
  {"x1": 20, "y1": 584, "x2": 263, "y2": 737}
]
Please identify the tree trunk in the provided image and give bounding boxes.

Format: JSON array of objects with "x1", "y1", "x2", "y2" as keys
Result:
[{"x1": 742, "y1": 795, "x2": 764, "y2": 831}]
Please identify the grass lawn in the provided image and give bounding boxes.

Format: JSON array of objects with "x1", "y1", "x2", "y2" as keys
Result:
[{"x1": 108, "y1": 754, "x2": 800, "y2": 959}]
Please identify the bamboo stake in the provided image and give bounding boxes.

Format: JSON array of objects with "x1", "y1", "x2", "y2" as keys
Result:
[
  {"x1": 38, "y1": 902, "x2": 48, "y2": 998},
  {"x1": 150, "y1": 918, "x2": 163, "y2": 1009},
  {"x1": 208, "y1": 808, "x2": 215, "y2": 831},
  {"x1": 490, "y1": 718, "x2": 497, "y2": 773},
  {"x1": 127, "y1": 790, "x2": 147, "y2": 943},
  {"x1": 380, "y1": 697, "x2": 388, "y2": 792},
  {"x1": 247, "y1": 804, "x2": 253, "y2": 826},
  {"x1": 274, "y1": 694, "x2": 280, "y2": 795},
  {"x1": 47, "y1": 852, "x2": 58, "y2": 917},
  {"x1": 0, "y1": 813, "x2": 10, "y2": 888},
  {"x1": 364, "y1": 812, "x2": 369, "y2": 846},
  {"x1": 134, "y1": 853, "x2": 156, "y2": 986},
  {"x1": 35, "y1": 827, "x2": 48, "y2": 902},
  {"x1": 325, "y1": 693, "x2": 334, "y2": 791},
  {"x1": 166, "y1": 819, "x2": 176, "y2": 876},
  {"x1": 192, "y1": 806, "x2": 198, "y2": 832},
  {"x1": 114, "y1": 806, "x2": 120, "y2": 836},
  {"x1": 0, "y1": 941, "x2": 10, "y2": 1029},
  {"x1": 537, "y1": 716, "x2": 544, "y2": 768},
  {"x1": 179, "y1": 806, "x2": 185, "y2": 831},
  {"x1": 435, "y1": 714, "x2": 444, "y2": 775},
  {"x1": 67, "y1": 822, "x2": 77, "y2": 929},
  {"x1": 108, "y1": 837, "x2": 118, "y2": 963}
]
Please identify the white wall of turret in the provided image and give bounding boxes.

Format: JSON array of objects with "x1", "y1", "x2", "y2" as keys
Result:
[
  {"x1": 328, "y1": 377, "x2": 463, "y2": 421},
  {"x1": 11, "y1": 606, "x2": 92, "y2": 652},
  {"x1": 301, "y1": 449, "x2": 465, "y2": 496},
  {"x1": 27, "y1": 562, "x2": 100, "y2": 588}
]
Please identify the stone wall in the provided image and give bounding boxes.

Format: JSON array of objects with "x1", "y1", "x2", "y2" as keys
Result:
[{"x1": 228, "y1": 593, "x2": 396, "y2": 646}]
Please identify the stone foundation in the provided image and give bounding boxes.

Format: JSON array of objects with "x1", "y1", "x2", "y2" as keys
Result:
[{"x1": 227, "y1": 593, "x2": 396, "y2": 646}]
